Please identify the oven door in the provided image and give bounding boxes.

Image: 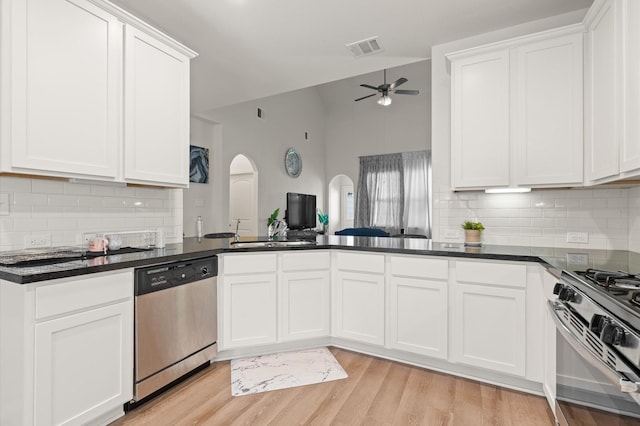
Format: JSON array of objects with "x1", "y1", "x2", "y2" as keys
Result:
[{"x1": 548, "y1": 301, "x2": 640, "y2": 425}]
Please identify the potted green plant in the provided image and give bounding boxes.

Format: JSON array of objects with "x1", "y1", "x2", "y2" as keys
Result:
[
  {"x1": 317, "y1": 210, "x2": 329, "y2": 234},
  {"x1": 461, "y1": 221, "x2": 484, "y2": 246},
  {"x1": 267, "y1": 208, "x2": 282, "y2": 240}
]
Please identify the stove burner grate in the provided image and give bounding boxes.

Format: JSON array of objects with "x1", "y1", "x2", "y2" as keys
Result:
[{"x1": 575, "y1": 268, "x2": 640, "y2": 292}]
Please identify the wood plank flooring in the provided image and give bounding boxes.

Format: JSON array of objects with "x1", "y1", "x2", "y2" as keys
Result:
[{"x1": 111, "y1": 347, "x2": 555, "y2": 426}]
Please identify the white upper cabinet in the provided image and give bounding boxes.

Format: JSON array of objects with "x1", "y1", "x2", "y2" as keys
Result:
[
  {"x1": 448, "y1": 25, "x2": 584, "y2": 191},
  {"x1": 0, "y1": 0, "x2": 197, "y2": 187},
  {"x1": 1, "y1": 0, "x2": 121, "y2": 179},
  {"x1": 514, "y1": 32, "x2": 583, "y2": 185},
  {"x1": 585, "y1": 0, "x2": 640, "y2": 183},
  {"x1": 123, "y1": 27, "x2": 191, "y2": 186},
  {"x1": 450, "y1": 49, "x2": 511, "y2": 189}
]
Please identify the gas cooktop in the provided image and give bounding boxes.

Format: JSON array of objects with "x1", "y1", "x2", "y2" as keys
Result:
[{"x1": 566, "y1": 267, "x2": 640, "y2": 332}]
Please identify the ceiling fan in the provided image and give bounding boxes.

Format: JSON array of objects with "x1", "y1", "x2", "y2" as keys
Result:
[{"x1": 354, "y1": 69, "x2": 419, "y2": 106}]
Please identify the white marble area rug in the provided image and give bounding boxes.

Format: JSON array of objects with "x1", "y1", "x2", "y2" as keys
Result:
[{"x1": 230, "y1": 347, "x2": 348, "y2": 396}]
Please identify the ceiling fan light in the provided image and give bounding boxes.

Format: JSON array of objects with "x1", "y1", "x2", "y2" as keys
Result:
[{"x1": 377, "y1": 95, "x2": 392, "y2": 106}]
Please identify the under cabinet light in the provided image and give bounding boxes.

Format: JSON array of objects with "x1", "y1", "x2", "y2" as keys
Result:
[{"x1": 485, "y1": 187, "x2": 531, "y2": 194}]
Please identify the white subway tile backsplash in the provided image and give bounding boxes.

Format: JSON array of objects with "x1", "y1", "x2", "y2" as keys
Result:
[
  {"x1": 0, "y1": 176, "x2": 183, "y2": 251},
  {"x1": 32, "y1": 206, "x2": 64, "y2": 217},
  {"x1": 434, "y1": 186, "x2": 635, "y2": 250},
  {"x1": 32, "y1": 179, "x2": 65, "y2": 194},
  {"x1": 13, "y1": 218, "x2": 48, "y2": 231},
  {"x1": 48, "y1": 194, "x2": 80, "y2": 207},
  {"x1": 63, "y1": 182, "x2": 92, "y2": 195}
]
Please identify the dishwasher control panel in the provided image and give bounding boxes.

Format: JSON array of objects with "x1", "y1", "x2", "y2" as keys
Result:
[{"x1": 135, "y1": 256, "x2": 217, "y2": 296}]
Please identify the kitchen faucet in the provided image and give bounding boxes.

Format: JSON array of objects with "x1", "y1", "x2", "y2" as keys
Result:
[{"x1": 234, "y1": 219, "x2": 241, "y2": 242}]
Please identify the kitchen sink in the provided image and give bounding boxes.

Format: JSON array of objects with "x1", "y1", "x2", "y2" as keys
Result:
[{"x1": 230, "y1": 240, "x2": 316, "y2": 249}]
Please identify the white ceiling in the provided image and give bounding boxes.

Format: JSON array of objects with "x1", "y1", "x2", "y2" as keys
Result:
[{"x1": 110, "y1": 0, "x2": 593, "y2": 113}]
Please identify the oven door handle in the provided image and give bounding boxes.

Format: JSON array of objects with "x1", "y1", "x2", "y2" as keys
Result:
[{"x1": 547, "y1": 300, "x2": 640, "y2": 394}]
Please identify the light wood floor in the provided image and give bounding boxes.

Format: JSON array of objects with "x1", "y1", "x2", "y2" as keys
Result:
[{"x1": 111, "y1": 347, "x2": 555, "y2": 425}]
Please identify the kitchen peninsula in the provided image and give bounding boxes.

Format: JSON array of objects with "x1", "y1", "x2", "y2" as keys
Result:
[{"x1": 2, "y1": 235, "x2": 637, "y2": 425}]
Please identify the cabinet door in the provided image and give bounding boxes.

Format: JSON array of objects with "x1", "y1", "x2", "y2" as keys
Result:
[
  {"x1": 6, "y1": 0, "x2": 120, "y2": 178},
  {"x1": 34, "y1": 301, "x2": 133, "y2": 426},
  {"x1": 585, "y1": 0, "x2": 621, "y2": 181},
  {"x1": 388, "y1": 276, "x2": 447, "y2": 359},
  {"x1": 333, "y1": 271, "x2": 384, "y2": 345},
  {"x1": 123, "y1": 26, "x2": 190, "y2": 186},
  {"x1": 621, "y1": 0, "x2": 640, "y2": 173},
  {"x1": 222, "y1": 273, "x2": 277, "y2": 348},
  {"x1": 451, "y1": 49, "x2": 510, "y2": 189},
  {"x1": 514, "y1": 33, "x2": 583, "y2": 185},
  {"x1": 280, "y1": 270, "x2": 330, "y2": 341},
  {"x1": 451, "y1": 283, "x2": 526, "y2": 376}
]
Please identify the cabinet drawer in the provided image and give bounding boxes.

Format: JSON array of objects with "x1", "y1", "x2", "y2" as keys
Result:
[
  {"x1": 282, "y1": 252, "x2": 330, "y2": 271},
  {"x1": 390, "y1": 256, "x2": 448, "y2": 280},
  {"x1": 35, "y1": 270, "x2": 133, "y2": 320},
  {"x1": 335, "y1": 251, "x2": 385, "y2": 274},
  {"x1": 223, "y1": 253, "x2": 277, "y2": 274},
  {"x1": 455, "y1": 260, "x2": 526, "y2": 288}
]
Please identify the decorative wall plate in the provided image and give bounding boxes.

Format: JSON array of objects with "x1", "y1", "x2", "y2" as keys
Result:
[{"x1": 284, "y1": 147, "x2": 302, "y2": 178}]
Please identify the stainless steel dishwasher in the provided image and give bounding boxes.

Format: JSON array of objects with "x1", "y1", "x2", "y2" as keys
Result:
[{"x1": 133, "y1": 256, "x2": 218, "y2": 402}]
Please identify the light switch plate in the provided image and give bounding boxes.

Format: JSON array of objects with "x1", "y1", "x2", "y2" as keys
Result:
[
  {"x1": 567, "y1": 232, "x2": 588, "y2": 244},
  {"x1": 566, "y1": 253, "x2": 589, "y2": 266}
]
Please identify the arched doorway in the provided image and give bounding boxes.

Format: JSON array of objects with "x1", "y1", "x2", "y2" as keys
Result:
[
  {"x1": 229, "y1": 154, "x2": 258, "y2": 237},
  {"x1": 328, "y1": 174, "x2": 354, "y2": 235}
]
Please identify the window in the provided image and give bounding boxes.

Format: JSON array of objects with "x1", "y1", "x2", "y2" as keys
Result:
[{"x1": 355, "y1": 151, "x2": 431, "y2": 237}]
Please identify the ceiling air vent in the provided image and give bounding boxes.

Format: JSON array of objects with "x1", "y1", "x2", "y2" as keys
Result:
[{"x1": 346, "y1": 36, "x2": 383, "y2": 58}]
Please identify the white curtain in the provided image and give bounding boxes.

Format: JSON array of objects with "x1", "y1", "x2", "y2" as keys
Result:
[
  {"x1": 402, "y1": 150, "x2": 431, "y2": 238},
  {"x1": 355, "y1": 153, "x2": 404, "y2": 234},
  {"x1": 355, "y1": 150, "x2": 431, "y2": 237}
]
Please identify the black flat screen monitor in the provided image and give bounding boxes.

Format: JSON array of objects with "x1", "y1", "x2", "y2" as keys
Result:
[{"x1": 286, "y1": 192, "x2": 316, "y2": 230}]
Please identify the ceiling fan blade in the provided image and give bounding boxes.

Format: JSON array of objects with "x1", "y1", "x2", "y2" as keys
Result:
[
  {"x1": 354, "y1": 93, "x2": 377, "y2": 102},
  {"x1": 360, "y1": 84, "x2": 380, "y2": 91},
  {"x1": 389, "y1": 77, "x2": 408, "y2": 89},
  {"x1": 393, "y1": 89, "x2": 419, "y2": 95}
]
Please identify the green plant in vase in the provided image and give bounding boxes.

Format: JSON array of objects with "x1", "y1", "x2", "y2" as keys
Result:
[
  {"x1": 267, "y1": 208, "x2": 283, "y2": 240},
  {"x1": 317, "y1": 210, "x2": 329, "y2": 234},
  {"x1": 461, "y1": 221, "x2": 484, "y2": 246}
]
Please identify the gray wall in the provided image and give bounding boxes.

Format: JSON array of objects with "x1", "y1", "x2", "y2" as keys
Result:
[
  {"x1": 320, "y1": 60, "x2": 431, "y2": 186},
  {"x1": 194, "y1": 87, "x2": 327, "y2": 236}
]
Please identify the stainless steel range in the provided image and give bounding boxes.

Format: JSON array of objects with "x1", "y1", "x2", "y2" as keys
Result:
[{"x1": 549, "y1": 266, "x2": 640, "y2": 424}]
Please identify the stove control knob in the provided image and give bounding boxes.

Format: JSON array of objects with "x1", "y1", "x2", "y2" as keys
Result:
[
  {"x1": 553, "y1": 283, "x2": 563, "y2": 295},
  {"x1": 558, "y1": 287, "x2": 575, "y2": 302},
  {"x1": 601, "y1": 323, "x2": 625, "y2": 346},
  {"x1": 589, "y1": 314, "x2": 607, "y2": 334}
]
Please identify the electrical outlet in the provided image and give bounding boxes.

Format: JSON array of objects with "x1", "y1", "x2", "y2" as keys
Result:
[
  {"x1": 24, "y1": 233, "x2": 52, "y2": 248},
  {"x1": 566, "y1": 253, "x2": 589, "y2": 265},
  {"x1": 444, "y1": 229, "x2": 459, "y2": 239},
  {"x1": 566, "y1": 232, "x2": 589, "y2": 244}
]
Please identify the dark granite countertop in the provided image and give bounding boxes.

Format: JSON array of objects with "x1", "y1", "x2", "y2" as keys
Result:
[{"x1": 1, "y1": 235, "x2": 638, "y2": 284}]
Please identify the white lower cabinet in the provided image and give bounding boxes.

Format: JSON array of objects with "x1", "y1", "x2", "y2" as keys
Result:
[
  {"x1": 0, "y1": 270, "x2": 133, "y2": 426},
  {"x1": 451, "y1": 260, "x2": 527, "y2": 377},
  {"x1": 280, "y1": 252, "x2": 330, "y2": 341},
  {"x1": 34, "y1": 302, "x2": 131, "y2": 426},
  {"x1": 220, "y1": 254, "x2": 277, "y2": 349},
  {"x1": 333, "y1": 252, "x2": 385, "y2": 345},
  {"x1": 387, "y1": 256, "x2": 448, "y2": 359}
]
